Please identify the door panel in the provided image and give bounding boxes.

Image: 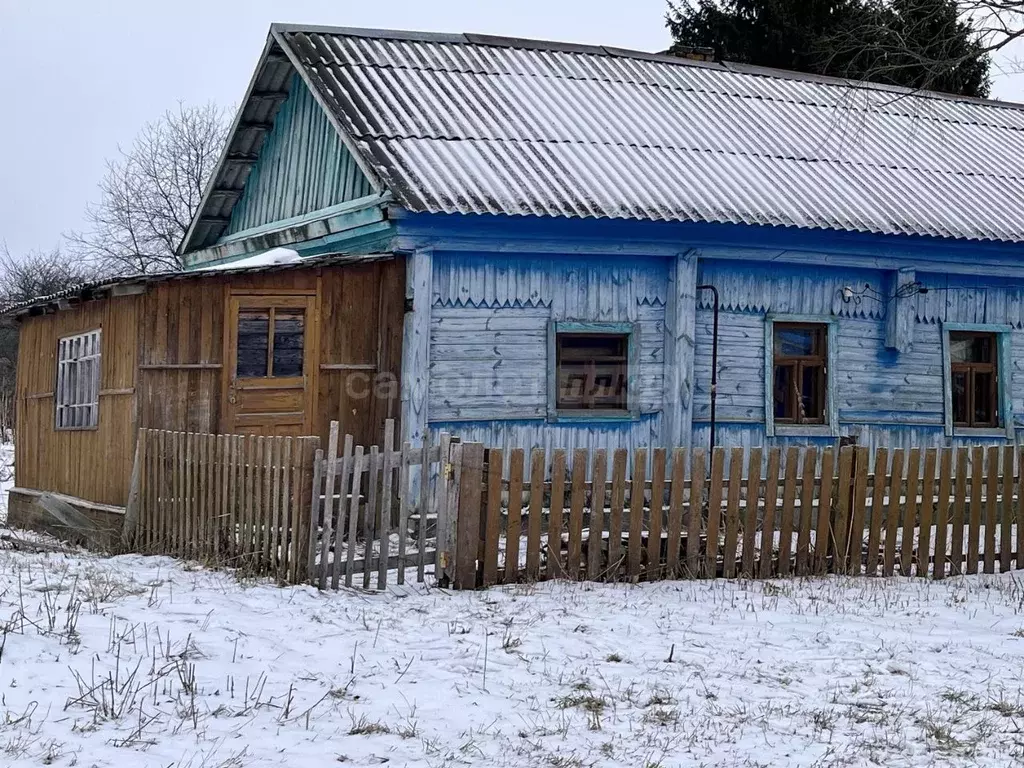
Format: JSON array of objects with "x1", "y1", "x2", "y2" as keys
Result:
[{"x1": 224, "y1": 294, "x2": 316, "y2": 437}]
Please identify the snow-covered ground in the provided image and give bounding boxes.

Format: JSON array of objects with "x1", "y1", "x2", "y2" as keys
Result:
[{"x1": 1, "y1": 542, "x2": 1024, "y2": 767}]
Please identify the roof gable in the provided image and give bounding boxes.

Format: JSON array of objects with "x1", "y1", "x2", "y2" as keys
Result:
[{"x1": 187, "y1": 24, "x2": 1024, "y2": 248}]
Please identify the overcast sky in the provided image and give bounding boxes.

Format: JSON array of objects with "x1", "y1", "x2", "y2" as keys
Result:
[{"x1": 2, "y1": 0, "x2": 1022, "y2": 257}]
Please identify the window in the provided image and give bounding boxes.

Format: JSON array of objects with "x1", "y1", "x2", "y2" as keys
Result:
[
  {"x1": 55, "y1": 329, "x2": 101, "y2": 429},
  {"x1": 772, "y1": 323, "x2": 827, "y2": 425},
  {"x1": 556, "y1": 333, "x2": 628, "y2": 411},
  {"x1": 235, "y1": 307, "x2": 305, "y2": 378},
  {"x1": 950, "y1": 331, "x2": 998, "y2": 428}
]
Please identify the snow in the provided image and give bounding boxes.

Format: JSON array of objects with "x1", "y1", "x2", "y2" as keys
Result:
[
  {"x1": 198, "y1": 248, "x2": 301, "y2": 272},
  {"x1": 2, "y1": 544, "x2": 1024, "y2": 767}
]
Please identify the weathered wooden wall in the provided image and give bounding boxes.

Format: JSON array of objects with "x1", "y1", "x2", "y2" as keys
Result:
[
  {"x1": 427, "y1": 253, "x2": 667, "y2": 455},
  {"x1": 15, "y1": 259, "x2": 404, "y2": 508},
  {"x1": 15, "y1": 296, "x2": 140, "y2": 506}
]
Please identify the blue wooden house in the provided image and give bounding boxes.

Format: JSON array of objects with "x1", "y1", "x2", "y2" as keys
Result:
[{"x1": 13, "y1": 23, "x2": 1024, "y2": 515}]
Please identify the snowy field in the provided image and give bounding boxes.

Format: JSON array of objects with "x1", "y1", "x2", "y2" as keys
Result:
[{"x1": 1, "y1": 541, "x2": 1024, "y2": 767}]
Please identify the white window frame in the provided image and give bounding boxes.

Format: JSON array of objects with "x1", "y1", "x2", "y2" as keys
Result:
[{"x1": 55, "y1": 329, "x2": 101, "y2": 430}]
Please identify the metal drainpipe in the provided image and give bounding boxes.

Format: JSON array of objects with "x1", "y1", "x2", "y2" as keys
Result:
[{"x1": 696, "y1": 284, "x2": 719, "y2": 452}]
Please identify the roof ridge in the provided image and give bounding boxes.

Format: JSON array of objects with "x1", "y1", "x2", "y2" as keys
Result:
[{"x1": 271, "y1": 22, "x2": 1024, "y2": 112}]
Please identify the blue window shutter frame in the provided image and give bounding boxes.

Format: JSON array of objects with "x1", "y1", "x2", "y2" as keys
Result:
[
  {"x1": 547, "y1": 320, "x2": 640, "y2": 422},
  {"x1": 942, "y1": 322, "x2": 1014, "y2": 439}
]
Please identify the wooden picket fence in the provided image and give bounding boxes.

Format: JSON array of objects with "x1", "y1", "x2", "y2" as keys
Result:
[
  {"x1": 305, "y1": 419, "x2": 449, "y2": 590},
  {"x1": 129, "y1": 429, "x2": 320, "y2": 582},
  {"x1": 445, "y1": 443, "x2": 1024, "y2": 588}
]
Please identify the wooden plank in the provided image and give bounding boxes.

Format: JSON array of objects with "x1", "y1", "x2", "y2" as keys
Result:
[
  {"x1": 627, "y1": 448, "x2": 648, "y2": 581},
  {"x1": 608, "y1": 449, "x2": 628, "y2": 578},
  {"x1": 833, "y1": 446, "x2": 853, "y2": 575},
  {"x1": 796, "y1": 447, "x2": 818, "y2": 576},
  {"x1": 378, "y1": 420, "x2": 396, "y2": 591},
  {"x1": 418, "y1": 437, "x2": 430, "y2": 583},
  {"x1": 705, "y1": 447, "x2": 725, "y2": 578},
  {"x1": 433, "y1": 433, "x2": 453, "y2": 583},
  {"x1": 250, "y1": 435, "x2": 263, "y2": 568},
  {"x1": 742, "y1": 447, "x2": 762, "y2": 578},
  {"x1": 815, "y1": 448, "x2": 835, "y2": 575},
  {"x1": 397, "y1": 441, "x2": 412, "y2": 585},
  {"x1": 686, "y1": 449, "x2": 706, "y2": 578},
  {"x1": 967, "y1": 446, "x2": 984, "y2": 575},
  {"x1": 177, "y1": 431, "x2": 186, "y2": 557},
  {"x1": 984, "y1": 445, "x2": 999, "y2": 574},
  {"x1": 949, "y1": 448, "x2": 969, "y2": 576},
  {"x1": 547, "y1": 449, "x2": 567, "y2": 580},
  {"x1": 646, "y1": 448, "x2": 667, "y2": 581},
  {"x1": 865, "y1": 448, "x2": 888, "y2": 577},
  {"x1": 666, "y1": 449, "x2": 685, "y2": 578},
  {"x1": 505, "y1": 448, "x2": 525, "y2": 583},
  {"x1": 567, "y1": 448, "x2": 587, "y2": 579},
  {"x1": 363, "y1": 446, "x2": 381, "y2": 589},
  {"x1": 722, "y1": 447, "x2": 743, "y2": 579},
  {"x1": 245, "y1": 435, "x2": 257, "y2": 563},
  {"x1": 1018, "y1": 445, "x2": 1024, "y2": 573},
  {"x1": 1002, "y1": 445, "x2": 1014, "y2": 573},
  {"x1": 276, "y1": 437, "x2": 291, "y2": 576},
  {"x1": 318, "y1": 423, "x2": 339, "y2": 590},
  {"x1": 344, "y1": 447, "x2": 365, "y2": 588},
  {"x1": 933, "y1": 448, "x2": 952, "y2": 580},
  {"x1": 264, "y1": 437, "x2": 276, "y2": 568},
  {"x1": 454, "y1": 443, "x2": 485, "y2": 590},
  {"x1": 777, "y1": 447, "x2": 799, "y2": 577},
  {"x1": 588, "y1": 450, "x2": 608, "y2": 581},
  {"x1": 760, "y1": 448, "x2": 781, "y2": 578},
  {"x1": 330, "y1": 436, "x2": 354, "y2": 591},
  {"x1": 527, "y1": 448, "x2": 545, "y2": 581},
  {"x1": 215, "y1": 434, "x2": 225, "y2": 561},
  {"x1": 918, "y1": 448, "x2": 937, "y2": 578},
  {"x1": 848, "y1": 447, "x2": 870, "y2": 576},
  {"x1": 306, "y1": 447, "x2": 324, "y2": 584},
  {"x1": 882, "y1": 448, "x2": 904, "y2": 577},
  {"x1": 482, "y1": 449, "x2": 503, "y2": 587},
  {"x1": 185, "y1": 433, "x2": 194, "y2": 559}
]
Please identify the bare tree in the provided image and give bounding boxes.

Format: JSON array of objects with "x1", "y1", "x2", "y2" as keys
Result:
[
  {"x1": 68, "y1": 102, "x2": 229, "y2": 276},
  {"x1": 0, "y1": 245, "x2": 99, "y2": 434}
]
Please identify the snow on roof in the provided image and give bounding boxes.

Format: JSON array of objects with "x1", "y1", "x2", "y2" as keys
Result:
[{"x1": 187, "y1": 24, "x2": 1024, "y2": 248}]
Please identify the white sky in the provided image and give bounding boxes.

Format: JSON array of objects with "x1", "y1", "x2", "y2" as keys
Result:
[{"x1": 1, "y1": 0, "x2": 1022, "y2": 257}]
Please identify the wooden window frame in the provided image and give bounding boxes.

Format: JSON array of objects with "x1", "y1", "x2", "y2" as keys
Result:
[
  {"x1": 771, "y1": 322, "x2": 828, "y2": 426},
  {"x1": 547, "y1": 321, "x2": 640, "y2": 422},
  {"x1": 941, "y1": 323, "x2": 1013, "y2": 438},
  {"x1": 233, "y1": 298, "x2": 309, "y2": 380},
  {"x1": 764, "y1": 315, "x2": 838, "y2": 437},
  {"x1": 54, "y1": 329, "x2": 101, "y2": 431}
]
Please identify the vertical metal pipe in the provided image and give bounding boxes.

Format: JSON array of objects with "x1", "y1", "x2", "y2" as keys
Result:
[{"x1": 697, "y1": 284, "x2": 719, "y2": 453}]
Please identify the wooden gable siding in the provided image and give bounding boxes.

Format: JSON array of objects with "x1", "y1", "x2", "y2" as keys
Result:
[
  {"x1": 15, "y1": 295, "x2": 139, "y2": 506},
  {"x1": 224, "y1": 72, "x2": 373, "y2": 238}
]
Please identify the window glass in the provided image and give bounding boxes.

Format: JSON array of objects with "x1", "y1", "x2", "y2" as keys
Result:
[
  {"x1": 236, "y1": 311, "x2": 269, "y2": 377},
  {"x1": 556, "y1": 333, "x2": 628, "y2": 411},
  {"x1": 949, "y1": 331, "x2": 998, "y2": 428},
  {"x1": 273, "y1": 310, "x2": 305, "y2": 377},
  {"x1": 772, "y1": 323, "x2": 827, "y2": 424}
]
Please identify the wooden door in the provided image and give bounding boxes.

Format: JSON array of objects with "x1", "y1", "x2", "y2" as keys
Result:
[{"x1": 224, "y1": 293, "x2": 316, "y2": 437}]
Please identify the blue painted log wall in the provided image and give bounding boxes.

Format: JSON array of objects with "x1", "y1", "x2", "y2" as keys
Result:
[
  {"x1": 427, "y1": 253, "x2": 668, "y2": 455},
  {"x1": 224, "y1": 72, "x2": 372, "y2": 236}
]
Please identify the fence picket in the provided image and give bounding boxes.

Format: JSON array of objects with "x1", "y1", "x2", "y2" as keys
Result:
[
  {"x1": 796, "y1": 447, "x2": 817, "y2": 576},
  {"x1": 849, "y1": 447, "x2": 870, "y2": 575},
  {"x1": 419, "y1": 437, "x2": 431, "y2": 583},
  {"x1": 968, "y1": 446, "x2": 984, "y2": 574},
  {"x1": 984, "y1": 445, "x2": 999, "y2": 574},
  {"x1": 742, "y1": 447, "x2": 762, "y2": 578},
  {"x1": 331, "y1": 436, "x2": 354, "y2": 591},
  {"x1": 378, "y1": 421, "x2": 396, "y2": 591},
  {"x1": 482, "y1": 448, "x2": 503, "y2": 587},
  {"x1": 588, "y1": 450, "x2": 608, "y2": 581},
  {"x1": 778, "y1": 447, "x2": 799, "y2": 577},
  {"x1": 899, "y1": 448, "x2": 919, "y2": 578},
  {"x1": 932, "y1": 448, "x2": 952, "y2": 580},
  {"x1": 881, "y1": 449, "x2": 903, "y2": 577},
  {"x1": 548, "y1": 450, "x2": 567, "y2": 580},
  {"x1": 918, "y1": 449, "x2": 937, "y2": 578},
  {"x1": 568, "y1": 449, "x2": 587, "y2": 579},
  {"x1": 834, "y1": 447, "x2": 853, "y2": 575},
  {"x1": 722, "y1": 447, "x2": 743, "y2": 578},
  {"x1": 865, "y1": 448, "x2": 887, "y2": 576},
  {"x1": 628, "y1": 448, "x2": 648, "y2": 581},
  {"x1": 527, "y1": 448, "x2": 545, "y2": 581},
  {"x1": 815, "y1": 448, "x2": 835, "y2": 575},
  {"x1": 666, "y1": 449, "x2": 685, "y2": 578},
  {"x1": 506, "y1": 449, "x2": 525, "y2": 583},
  {"x1": 1018, "y1": 446, "x2": 1024, "y2": 572},
  {"x1": 686, "y1": 449, "x2": 704, "y2": 578},
  {"x1": 608, "y1": 450, "x2": 627, "y2": 578},
  {"x1": 397, "y1": 442, "x2": 412, "y2": 585},
  {"x1": 318, "y1": 424, "x2": 339, "y2": 590},
  {"x1": 345, "y1": 448, "x2": 364, "y2": 588},
  {"x1": 705, "y1": 447, "x2": 725, "y2": 578},
  {"x1": 647, "y1": 448, "x2": 667, "y2": 581},
  {"x1": 1001, "y1": 445, "x2": 1014, "y2": 573},
  {"x1": 307, "y1": 447, "x2": 324, "y2": 583},
  {"x1": 760, "y1": 448, "x2": 781, "y2": 578},
  {"x1": 363, "y1": 446, "x2": 381, "y2": 590}
]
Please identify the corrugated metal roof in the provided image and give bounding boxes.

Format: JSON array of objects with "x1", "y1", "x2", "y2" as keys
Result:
[
  {"x1": 4, "y1": 253, "x2": 392, "y2": 316},
  {"x1": 244, "y1": 25, "x2": 1024, "y2": 244}
]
